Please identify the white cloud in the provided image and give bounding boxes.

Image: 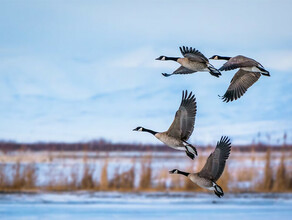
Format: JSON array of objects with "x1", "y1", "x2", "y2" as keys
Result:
[
  {"x1": 111, "y1": 47, "x2": 156, "y2": 68},
  {"x1": 259, "y1": 50, "x2": 292, "y2": 71}
]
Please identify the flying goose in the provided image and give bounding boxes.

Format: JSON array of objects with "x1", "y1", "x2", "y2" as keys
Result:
[
  {"x1": 156, "y1": 46, "x2": 221, "y2": 78},
  {"x1": 133, "y1": 90, "x2": 198, "y2": 159},
  {"x1": 169, "y1": 136, "x2": 231, "y2": 198},
  {"x1": 209, "y1": 55, "x2": 270, "y2": 102}
]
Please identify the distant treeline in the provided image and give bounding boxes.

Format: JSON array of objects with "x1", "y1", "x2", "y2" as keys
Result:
[{"x1": 0, "y1": 139, "x2": 291, "y2": 152}]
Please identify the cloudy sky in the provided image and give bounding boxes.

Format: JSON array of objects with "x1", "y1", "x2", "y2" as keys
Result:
[{"x1": 0, "y1": 0, "x2": 291, "y2": 145}]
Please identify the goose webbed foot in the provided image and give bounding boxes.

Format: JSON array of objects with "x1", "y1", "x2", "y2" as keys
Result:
[
  {"x1": 214, "y1": 191, "x2": 222, "y2": 198},
  {"x1": 184, "y1": 142, "x2": 198, "y2": 157},
  {"x1": 214, "y1": 184, "x2": 224, "y2": 198},
  {"x1": 185, "y1": 150, "x2": 195, "y2": 160},
  {"x1": 185, "y1": 145, "x2": 196, "y2": 160},
  {"x1": 191, "y1": 146, "x2": 198, "y2": 156},
  {"x1": 161, "y1": 73, "x2": 172, "y2": 77}
]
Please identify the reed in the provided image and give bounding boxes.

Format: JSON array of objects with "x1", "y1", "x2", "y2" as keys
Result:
[
  {"x1": 155, "y1": 168, "x2": 168, "y2": 190},
  {"x1": 1, "y1": 146, "x2": 292, "y2": 193},
  {"x1": 272, "y1": 150, "x2": 291, "y2": 192},
  {"x1": 0, "y1": 161, "x2": 37, "y2": 191},
  {"x1": 119, "y1": 166, "x2": 135, "y2": 190},
  {"x1": 139, "y1": 155, "x2": 152, "y2": 190},
  {"x1": 100, "y1": 160, "x2": 109, "y2": 190},
  {"x1": 0, "y1": 164, "x2": 8, "y2": 188},
  {"x1": 108, "y1": 167, "x2": 120, "y2": 189},
  {"x1": 260, "y1": 148, "x2": 274, "y2": 191},
  {"x1": 272, "y1": 155, "x2": 286, "y2": 191},
  {"x1": 235, "y1": 167, "x2": 254, "y2": 182},
  {"x1": 80, "y1": 157, "x2": 96, "y2": 189}
]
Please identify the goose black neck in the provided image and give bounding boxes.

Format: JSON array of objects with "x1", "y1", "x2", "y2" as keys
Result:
[
  {"x1": 217, "y1": 56, "x2": 231, "y2": 60},
  {"x1": 165, "y1": 56, "x2": 179, "y2": 61},
  {"x1": 177, "y1": 170, "x2": 190, "y2": 177},
  {"x1": 143, "y1": 128, "x2": 157, "y2": 136}
]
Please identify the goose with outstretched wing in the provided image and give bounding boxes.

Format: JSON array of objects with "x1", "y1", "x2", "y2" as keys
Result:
[
  {"x1": 169, "y1": 136, "x2": 231, "y2": 197},
  {"x1": 156, "y1": 46, "x2": 221, "y2": 78},
  {"x1": 133, "y1": 90, "x2": 198, "y2": 159},
  {"x1": 210, "y1": 55, "x2": 270, "y2": 102}
]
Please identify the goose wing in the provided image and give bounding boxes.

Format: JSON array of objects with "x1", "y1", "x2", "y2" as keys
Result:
[
  {"x1": 166, "y1": 90, "x2": 197, "y2": 140},
  {"x1": 199, "y1": 136, "x2": 231, "y2": 181},
  {"x1": 180, "y1": 46, "x2": 208, "y2": 63},
  {"x1": 219, "y1": 55, "x2": 258, "y2": 71},
  {"x1": 173, "y1": 66, "x2": 196, "y2": 75},
  {"x1": 221, "y1": 69, "x2": 261, "y2": 102}
]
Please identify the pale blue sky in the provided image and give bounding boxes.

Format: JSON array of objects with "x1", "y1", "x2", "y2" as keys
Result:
[{"x1": 0, "y1": 0, "x2": 291, "y2": 145}]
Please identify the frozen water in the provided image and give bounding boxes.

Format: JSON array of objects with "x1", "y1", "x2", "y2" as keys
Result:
[{"x1": 0, "y1": 192, "x2": 291, "y2": 220}]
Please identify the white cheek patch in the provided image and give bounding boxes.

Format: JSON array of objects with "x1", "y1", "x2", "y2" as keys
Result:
[
  {"x1": 138, "y1": 127, "x2": 143, "y2": 131},
  {"x1": 162, "y1": 57, "x2": 166, "y2": 61}
]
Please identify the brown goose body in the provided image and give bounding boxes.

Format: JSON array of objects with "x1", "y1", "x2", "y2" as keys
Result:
[
  {"x1": 210, "y1": 55, "x2": 270, "y2": 102},
  {"x1": 156, "y1": 46, "x2": 221, "y2": 77},
  {"x1": 133, "y1": 90, "x2": 198, "y2": 160},
  {"x1": 169, "y1": 136, "x2": 231, "y2": 197},
  {"x1": 154, "y1": 133, "x2": 184, "y2": 150},
  {"x1": 188, "y1": 173, "x2": 214, "y2": 189}
]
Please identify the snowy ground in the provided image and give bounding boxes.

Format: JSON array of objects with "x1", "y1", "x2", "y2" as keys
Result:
[{"x1": 0, "y1": 192, "x2": 291, "y2": 220}]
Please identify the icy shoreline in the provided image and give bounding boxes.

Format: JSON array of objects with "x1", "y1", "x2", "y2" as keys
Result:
[
  {"x1": 1, "y1": 192, "x2": 292, "y2": 202},
  {"x1": 1, "y1": 192, "x2": 292, "y2": 220}
]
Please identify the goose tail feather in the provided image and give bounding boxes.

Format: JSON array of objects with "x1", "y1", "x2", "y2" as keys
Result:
[{"x1": 207, "y1": 63, "x2": 221, "y2": 78}]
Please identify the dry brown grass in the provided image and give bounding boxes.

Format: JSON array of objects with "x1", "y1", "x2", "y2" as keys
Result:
[
  {"x1": 259, "y1": 148, "x2": 274, "y2": 191},
  {"x1": 119, "y1": 166, "x2": 135, "y2": 190},
  {"x1": 234, "y1": 167, "x2": 254, "y2": 182},
  {"x1": 155, "y1": 168, "x2": 168, "y2": 190},
  {"x1": 80, "y1": 163, "x2": 95, "y2": 189},
  {"x1": 272, "y1": 150, "x2": 292, "y2": 192},
  {"x1": 0, "y1": 164, "x2": 6, "y2": 188},
  {"x1": 273, "y1": 154, "x2": 286, "y2": 192},
  {"x1": 1, "y1": 148, "x2": 292, "y2": 193},
  {"x1": 138, "y1": 156, "x2": 152, "y2": 190},
  {"x1": 100, "y1": 160, "x2": 109, "y2": 190},
  {"x1": 0, "y1": 161, "x2": 37, "y2": 191},
  {"x1": 108, "y1": 165, "x2": 135, "y2": 191}
]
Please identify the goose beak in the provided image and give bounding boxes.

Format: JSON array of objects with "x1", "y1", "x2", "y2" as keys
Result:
[
  {"x1": 168, "y1": 171, "x2": 173, "y2": 174},
  {"x1": 133, "y1": 128, "x2": 138, "y2": 131},
  {"x1": 155, "y1": 57, "x2": 160, "y2": 60}
]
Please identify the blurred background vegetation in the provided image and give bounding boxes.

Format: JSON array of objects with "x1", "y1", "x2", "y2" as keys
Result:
[{"x1": 0, "y1": 133, "x2": 291, "y2": 193}]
